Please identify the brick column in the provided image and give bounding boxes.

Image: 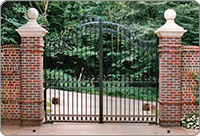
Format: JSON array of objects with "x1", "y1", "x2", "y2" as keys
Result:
[
  {"x1": 16, "y1": 8, "x2": 48, "y2": 125},
  {"x1": 155, "y1": 9, "x2": 187, "y2": 126}
]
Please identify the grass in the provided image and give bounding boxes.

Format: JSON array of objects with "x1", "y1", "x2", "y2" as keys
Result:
[
  {"x1": 46, "y1": 101, "x2": 51, "y2": 113},
  {"x1": 152, "y1": 108, "x2": 159, "y2": 115},
  {"x1": 46, "y1": 109, "x2": 51, "y2": 113},
  {"x1": 46, "y1": 101, "x2": 51, "y2": 107}
]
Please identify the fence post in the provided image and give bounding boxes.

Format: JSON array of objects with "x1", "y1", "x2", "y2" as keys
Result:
[
  {"x1": 16, "y1": 8, "x2": 48, "y2": 125},
  {"x1": 155, "y1": 9, "x2": 187, "y2": 126}
]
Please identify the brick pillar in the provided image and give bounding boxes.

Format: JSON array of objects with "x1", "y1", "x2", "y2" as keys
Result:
[
  {"x1": 16, "y1": 8, "x2": 48, "y2": 125},
  {"x1": 155, "y1": 9, "x2": 187, "y2": 126}
]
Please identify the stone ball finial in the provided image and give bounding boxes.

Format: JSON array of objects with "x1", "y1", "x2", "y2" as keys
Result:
[
  {"x1": 164, "y1": 9, "x2": 176, "y2": 20},
  {"x1": 27, "y1": 8, "x2": 39, "y2": 20}
]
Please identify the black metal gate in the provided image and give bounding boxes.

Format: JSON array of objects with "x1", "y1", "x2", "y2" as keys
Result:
[{"x1": 44, "y1": 19, "x2": 159, "y2": 123}]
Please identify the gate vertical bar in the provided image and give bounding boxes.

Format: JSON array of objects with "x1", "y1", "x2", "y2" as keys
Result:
[{"x1": 99, "y1": 18, "x2": 103, "y2": 123}]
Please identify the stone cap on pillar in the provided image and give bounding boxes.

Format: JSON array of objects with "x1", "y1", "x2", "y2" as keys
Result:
[
  {"x1": 16, "y1": 8, "x2": 48, "y2": 37},
  {"x1": 155, "y1": 9, "x2": 187, "y2": 38}
]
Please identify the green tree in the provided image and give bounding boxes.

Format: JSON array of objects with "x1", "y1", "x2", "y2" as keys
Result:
[{"x1": 1, "y1": 1, "x2": 199, "y2": 45}]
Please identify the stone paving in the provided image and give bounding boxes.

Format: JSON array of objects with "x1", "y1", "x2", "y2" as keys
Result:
[{"x1": 1, "y1": 123, "x2": 198, "y2": 135}]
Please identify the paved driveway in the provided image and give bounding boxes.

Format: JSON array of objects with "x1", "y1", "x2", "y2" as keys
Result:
[{"x1": 2, "y1": 123, "x2": 196, "y2": 135}]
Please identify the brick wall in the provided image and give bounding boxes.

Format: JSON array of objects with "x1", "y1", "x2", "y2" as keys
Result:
[
  {"x1": 181, "y1": 46, "x2": 199, "y2": 117},
  {"x1": 1, "y1": 38, "x2": 45, "y2": 125},
  {"x1": 1, "y1": 45, "x2": 21, "y2": 124},
  {"x1": 158, "y1": 39, "x2": 200, "y2": 126}
]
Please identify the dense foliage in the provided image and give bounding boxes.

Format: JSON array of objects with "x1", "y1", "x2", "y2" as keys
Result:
[{"x1": 1, "y1": 1, "x2": 199, "y2": 45}]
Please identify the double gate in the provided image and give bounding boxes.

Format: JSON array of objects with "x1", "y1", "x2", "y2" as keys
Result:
[{"x1": 44, "y1": 19, "x2": 158, "y2": 123}]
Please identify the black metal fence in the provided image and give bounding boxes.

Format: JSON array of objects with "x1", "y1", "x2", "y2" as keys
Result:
[{"x1": 44, "y1": 19, "x2": 159, "y2": 123}]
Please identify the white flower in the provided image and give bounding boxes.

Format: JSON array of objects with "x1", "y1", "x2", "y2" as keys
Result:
[
  {"x1": 189, "y1": 122, "x2": 194, "y2": 125},
  {"x1": 181, "y1": 115, "x2": 199, "y2": 129}
]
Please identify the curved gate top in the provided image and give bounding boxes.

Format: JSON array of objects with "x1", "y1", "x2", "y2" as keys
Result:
[{"x1": 44, "y1": 18, "x2": 159, "y2": 123}]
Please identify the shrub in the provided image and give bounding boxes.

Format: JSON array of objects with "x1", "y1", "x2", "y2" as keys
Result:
[{"x1": 181, "y1": 114, "x2": 199, "y2": 129}]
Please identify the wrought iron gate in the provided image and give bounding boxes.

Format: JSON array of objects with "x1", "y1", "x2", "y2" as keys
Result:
[{"x1": 44, "y1": 19, "x2": 159, "y2": 123}]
